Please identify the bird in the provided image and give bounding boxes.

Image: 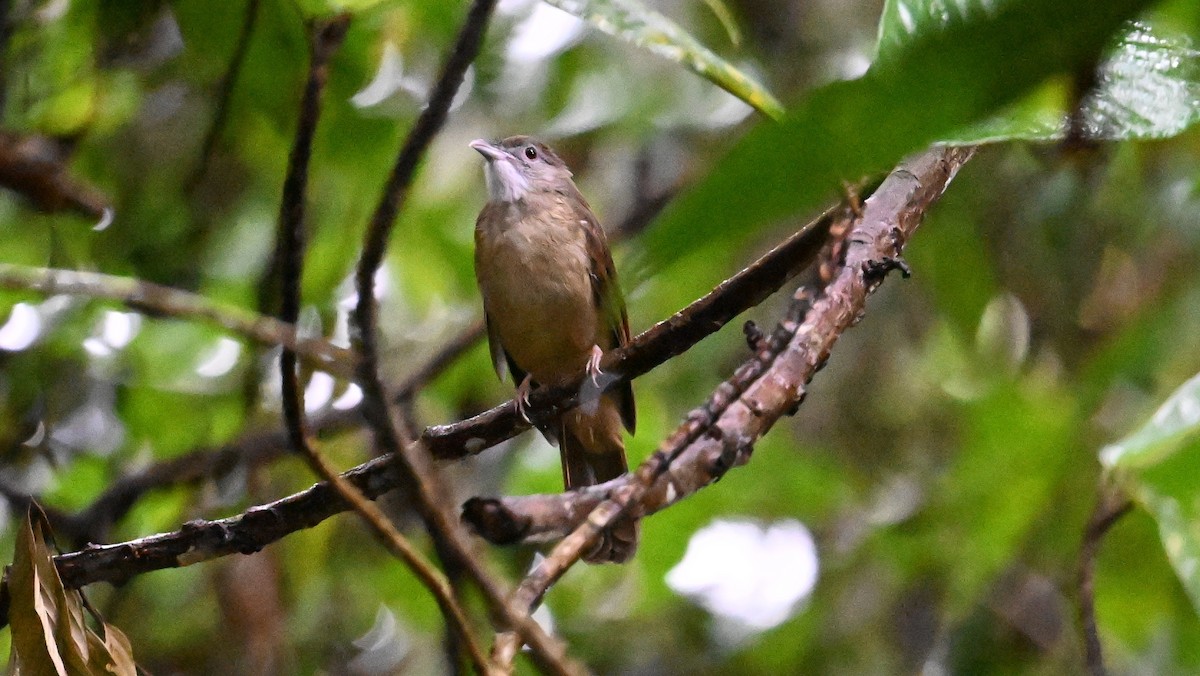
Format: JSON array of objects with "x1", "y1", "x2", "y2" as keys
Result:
[{"x1": 470, "y1": 135, "x2": 638, "y2": 563}]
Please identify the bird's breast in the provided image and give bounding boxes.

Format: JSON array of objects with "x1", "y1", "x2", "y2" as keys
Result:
[{"x1": 475, "y1": 201, "x2": 599, "y2": 383}]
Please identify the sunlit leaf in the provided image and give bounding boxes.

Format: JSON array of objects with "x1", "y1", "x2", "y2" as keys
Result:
[
  {"x1": 1101, "y1": 371, "x2": 1200, "y2": 469},
  {"x1": 699, "y1": 0, "x2": 741, "y2": 46},
  {"x1": 644, "y1": 0, "x2": 1155, "y2": 269},
  {"x1": 879, "y1": 1, "x2": 1200, "y2": 142},
  {"x1": 544, "y1": 0, "x2": 783, "y2": 119},
  {"x1": 1098, "y1": 372, "x2": 1200, "y2": 614}
]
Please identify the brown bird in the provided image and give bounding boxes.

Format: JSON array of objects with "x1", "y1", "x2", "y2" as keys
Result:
[{"x1": 470, "y1": 136, "x2": 638, "y2": 563}]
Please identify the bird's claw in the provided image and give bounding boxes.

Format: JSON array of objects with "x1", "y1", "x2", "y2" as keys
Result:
[
  {"x1": 585, "y1": 345, "x2": 604, "y2": 387},
  {"x1": 515, "y1": 375, "x2": 533, "y2": 423}
]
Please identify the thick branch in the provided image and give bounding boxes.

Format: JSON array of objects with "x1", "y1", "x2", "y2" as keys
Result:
[
  {"x1": 46, "y1": 198, "x2": 838, "y2": 585},
  {"x1": 469, "y1": 146, "x2": 975, "y2": 553}
]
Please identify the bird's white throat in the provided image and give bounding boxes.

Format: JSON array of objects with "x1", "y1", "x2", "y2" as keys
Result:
[{"x1": 484, "y1": 160, "x2": 531, "y2": 203}]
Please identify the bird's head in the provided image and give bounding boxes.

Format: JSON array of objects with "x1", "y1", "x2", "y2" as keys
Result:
[{"x1": 470, "y1": 136, "x2": 573, "y2": 203}]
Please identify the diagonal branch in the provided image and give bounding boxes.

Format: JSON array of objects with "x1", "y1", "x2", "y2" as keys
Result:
[
  {"x1": 45, "y1": 197, "x2": 839, "y2": 587},
  {"x1": 485, "y1": 146, "x2": 976, "y2": 667},
  {"x1": 189, "y1": 0, "x2": 260, "y2": 188}
]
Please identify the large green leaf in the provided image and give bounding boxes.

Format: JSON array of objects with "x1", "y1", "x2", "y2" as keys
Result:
[
  {"x1": 1102, "y1": 372, "x2": 1200, "y2": 469},
  {"x1": 644, "y1": 0, "x2": 1156, "y2": 269},
  {"x1": 879, "y1": 2, "x2": 1200, "y2": 142},
  {"x1": 1101, "y1": 372, "x2": 1200, "y2": 614},
  {"x1": 545, "y1": 0, "x2": 783, "y2": 119}
]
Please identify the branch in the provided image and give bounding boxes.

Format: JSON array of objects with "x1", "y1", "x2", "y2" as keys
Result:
[
  {"x1": 1078, "y1": 481, "x2": 1132, "y2": 676},
  {"x1": 0, "y1": 264, "x2": 355, "y2": 378},
  {"x1": 0, "y1": 131, "x2": 110, "y2": 221},
  {"x1": 483, "y1": 147, "x2": 975, "y2": 667},
  {"x1": 46, "y1": 197, "x2": 839, "y2": 584},
  {"x1": 345, "y1": 0, "x2": 580, "y2": 672},
  {"x1": 271, "y1": 15, "x2": 489, "y2": 674},
  {"x1": 189, "y1": 0, "x2": 260, "y2": 188},
  {"x1": 38, "y1": 321, "x2": 482, "y2": 547}
]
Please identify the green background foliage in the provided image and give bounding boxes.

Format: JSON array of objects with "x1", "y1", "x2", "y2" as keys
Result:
[{"x1": 0, "y1": 0, "x2": 1199, "y2": 673}]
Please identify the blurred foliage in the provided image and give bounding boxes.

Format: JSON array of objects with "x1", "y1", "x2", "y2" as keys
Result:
[{"x1": 0, "y1": 0, "x2": 1196, "y2": 674}]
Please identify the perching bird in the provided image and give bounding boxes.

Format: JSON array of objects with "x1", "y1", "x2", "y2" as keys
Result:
[{"x1": 470, "y1": 136, "x2": 637, "y2": 563}]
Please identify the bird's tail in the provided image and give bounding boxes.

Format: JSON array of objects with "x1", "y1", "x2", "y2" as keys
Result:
[{"x1": 560, "y1": 395, "x2": 638, "y2": 563}]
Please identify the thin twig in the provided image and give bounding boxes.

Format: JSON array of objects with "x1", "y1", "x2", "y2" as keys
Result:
[
  {"x1": 189, "y1": 0, "x2": 260, "y2": 189},
  {"x1": 0, "y1": 263, "x2": 355, "y2": 378},
  {"x1": 270, "y1": 15, "x2": 489, "y2": 674},
  {"x1": 1078, "y1": 481, "x2": 1132, "y2": 676},
  {"x1": 347, "y1": 0, "x2": 578, "y2": 672}
]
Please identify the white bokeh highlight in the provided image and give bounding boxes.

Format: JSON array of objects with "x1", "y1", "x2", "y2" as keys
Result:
[{"x1": 667, "y1": 519, "x2": 819, "y2": 638}]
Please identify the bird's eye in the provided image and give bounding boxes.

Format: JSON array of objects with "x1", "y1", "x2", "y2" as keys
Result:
[{"x1": 524, "y1": 146, "x2": 537, "y2": 160}]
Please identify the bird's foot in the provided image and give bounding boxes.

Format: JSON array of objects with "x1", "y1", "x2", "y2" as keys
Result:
[
  {"x1": 585, "y1": 345, "x2": 604, "y2": 387},
  {"x1": 515, "y1": 375, "x2": 533, "y2": 423}
]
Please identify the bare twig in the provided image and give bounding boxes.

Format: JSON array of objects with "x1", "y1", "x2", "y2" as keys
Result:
[
  {"x1": 39, "y1": 321, "x2": 483, "y2": 547},
  {"x1": 264, "y1": 14, "x2": 490, "y2": 675},
  {"x1": 0, "y1": 131, "x2": 110, "y2": 220},
  {"x1": 1078, "y1": 481, "x2": 1132, "y2": 676},
  {"x1": 485, "y1": 147, "x2": 975, "y2": 669},
  {"x1": 346, "y1": 0, "x2": 579, "y2": 672},
  {"x1": 190, "y1": 0, "x2": 260, "y2": 188},
  {"x1": 0, "y1": 263, "x2": 355, "y2": 378}
]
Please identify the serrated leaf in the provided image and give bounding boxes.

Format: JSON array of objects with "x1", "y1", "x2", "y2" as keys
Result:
[
  {"x1": 643, "y1": 0, "x2": 1155, "y2": 269},
  {"x1": 544, "y1": 0, "x2": 783, "y2": 119},
  {"x1": 1100, "y1": 371, "x2": 1200, "y2": 469}
]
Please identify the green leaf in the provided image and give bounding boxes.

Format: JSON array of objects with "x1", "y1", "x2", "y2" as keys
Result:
[
  {"x1": 544, "y1": 0, "x2": 783, "y2": 119},
  {"x1": 644, "y1": 0, "x2": 1156, "y2": 269},
  {"x1": 1099, "y1": 372, "x2": 1200, "y2": 614},
  {"x1": 1135, "y1": 466, "x2": 1200, "y2": 615},
  {"x1": 878, "y1": 2, "x2": 1200, "y2": 142},
  {"x1": 699, "y1": 0, "x2": 742, "y2": 46},
  {"x1": 1101, "y1": 371, "x2": 1200, "y2": 469}
]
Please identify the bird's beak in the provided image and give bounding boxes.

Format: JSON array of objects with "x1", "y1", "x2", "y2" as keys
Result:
[{"x1": 469, "y1": 138, "x2": 508, "y2": 163}]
